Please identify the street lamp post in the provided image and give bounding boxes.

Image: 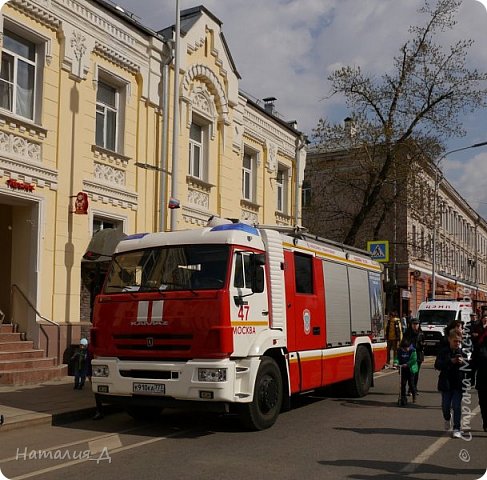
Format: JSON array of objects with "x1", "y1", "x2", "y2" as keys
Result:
[
  {"x1": 430, "y1": 141, "x2": 487, "y2": 300},
  {"x1": 170, "y1": 0, "x2": 181, "y2": 232}
]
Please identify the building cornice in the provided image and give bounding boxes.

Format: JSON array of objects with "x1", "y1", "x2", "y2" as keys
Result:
[
  {"x1": 243, "y1": 108, "x2": 297, "y2": 160},
  {"x1": 8, "y1": 0, "x2": 61, "y2": 30},
  {"x1": 0, "y1": 153, "x2": 58, "y2": 190},
  {"x1": 83, "y1": 179, "x2": 138, "y2": 210}
]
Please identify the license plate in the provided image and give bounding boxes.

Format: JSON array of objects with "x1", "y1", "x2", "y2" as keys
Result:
[
  {"x1": 424, "y1": 341, "x2": 437, "y2": 345},
  {"x1": 133, "y1": 382, "x2": 165, "y2": 395}
]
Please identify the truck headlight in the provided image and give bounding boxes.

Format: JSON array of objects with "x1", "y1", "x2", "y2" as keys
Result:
[
  {"x1": 92, "y1": 365, "x2": 109, "y2": 377},
  {"x1": 198, "y1": 368, "x2": 227, "y2": 382}
]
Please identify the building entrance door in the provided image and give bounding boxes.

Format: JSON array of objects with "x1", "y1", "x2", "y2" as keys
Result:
[{"x1": 0, "y1": 193, "x2": 39, "y2": 342}]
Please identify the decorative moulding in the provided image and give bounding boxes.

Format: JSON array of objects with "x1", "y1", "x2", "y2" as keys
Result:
[
  {"x1": 91, "y1": 144, "x2": 130, "y2": 168},
  {"x1": 0, "y1": 131, "x2": 42, "y2": 163},
  {"x1": 265, "y1": 140, "x2": 278, "y2": 174},
  {"x1": 0, "y1": 154, "x2": 58, "y2": 191},
  {"x1": 8, "y1": 0, "x2": 60, "y2": 30},
  {"x1": 181, "y1": 64, "x2": 229, "y2": 125},
  {"x1": 83, "y1": 179, "x2": 137, "y2": 211},
  {"x1": 0, "y1": 115, "x2": 47, "y2": 141},
  {"x1": 182, "y1": 204, "x2": 212, "y2": 227},
  {"x1": 61, "y1": 24, "x2": 95, "y2": 81},
  {"x1": 94, "y1": 42, "x2": 140, "y2": 75}
]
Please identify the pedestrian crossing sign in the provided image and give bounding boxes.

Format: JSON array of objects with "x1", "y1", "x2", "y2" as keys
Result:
[{"x1": 367, "y1": 240, "x2": 389, "y2": 262}]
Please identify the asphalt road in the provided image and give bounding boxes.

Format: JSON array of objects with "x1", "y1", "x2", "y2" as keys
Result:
[{"x1": 0, "y1": 359, "x2": 486, "y2": 480}]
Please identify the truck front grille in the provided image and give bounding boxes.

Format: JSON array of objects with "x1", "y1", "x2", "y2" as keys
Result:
[
  {"x1": 119, "y1": 369, "x2": 179, "y2": 379},
  {"x1": 112, "y1": 333, "x2": 192, "y2": 352}
]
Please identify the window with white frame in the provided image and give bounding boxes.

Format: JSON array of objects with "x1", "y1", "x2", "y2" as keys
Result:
[
  {"x1": 188, "y1": 119, "x2": 208, "y2": 180},
  {"x1": 276, "y1": 166, "x2": 288, "y2": 213},
  {"x1": 96, "y1": 80, "x2": 119, "y2": 151},
  {"x1": 93, "y1": 216, "x2": 122, "y2": 234},
  {"x1": 0, "y1": 29, "x2": 36, "y2": 120},
  {"x1": 242, "y1": 151, "x2": 256, "y2": 202},
  {"x1": 302, "y1": 180, "x2": 311, "y2": 208}
]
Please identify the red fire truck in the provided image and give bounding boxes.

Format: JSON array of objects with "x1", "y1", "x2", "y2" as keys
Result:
[{"x1": 90, "y1": 219, "x2": 387, "y2": 430}]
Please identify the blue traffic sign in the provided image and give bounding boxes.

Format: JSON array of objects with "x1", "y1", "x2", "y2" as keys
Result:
[{"x1": 367, "y1": 240, "x2": 389, "y2": 262}]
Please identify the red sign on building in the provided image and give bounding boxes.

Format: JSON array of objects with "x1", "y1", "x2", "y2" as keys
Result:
[
  {"x1": 74, "y1": 192, "x2": 89, "y2": 214},
  {"x1": 6, "y1": 179, "x2": 35, "y2": 192}
]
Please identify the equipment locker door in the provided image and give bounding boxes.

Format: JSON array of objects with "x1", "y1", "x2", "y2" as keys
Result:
[{"x1": 284, "y1": 250, "x2": 325, "y2": 391}]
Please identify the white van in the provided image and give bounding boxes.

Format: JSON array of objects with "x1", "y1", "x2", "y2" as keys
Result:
[{"x1": 417, "y1": 298, "x2": 473, "y2": 349}]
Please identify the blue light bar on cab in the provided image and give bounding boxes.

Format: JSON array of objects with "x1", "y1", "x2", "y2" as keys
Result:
[
  {"x1": 121, "y1": 233, "x2": 149, "y2": 241},
  {"x1": 210, "y1": 223, "x2": 260, "y2": 236}
]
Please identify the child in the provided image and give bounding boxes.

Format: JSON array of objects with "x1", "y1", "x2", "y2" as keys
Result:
[
  {"x1": 435, "y1": 330, "x2": 466, "y2": 438},
  {"x1": 70, "y1": 338, "x2": 92, "y2": 390},
  {"x1": 394, "y1": 337, "x2": 418, "y2": 405}
]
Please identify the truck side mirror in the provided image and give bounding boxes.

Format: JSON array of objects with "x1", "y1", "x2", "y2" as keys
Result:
[{"x1": 250, "y1": 253, "x2": 265, "y2": 293}]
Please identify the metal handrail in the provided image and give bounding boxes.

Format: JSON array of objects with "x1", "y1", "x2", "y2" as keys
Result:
[{"x1": 10, "y1": 284, "x2": 61, "y2": 365}]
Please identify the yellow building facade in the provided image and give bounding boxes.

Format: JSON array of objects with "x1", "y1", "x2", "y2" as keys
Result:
[{"x1": 0, "y1": 1, "x2": 305, "y2": 365}]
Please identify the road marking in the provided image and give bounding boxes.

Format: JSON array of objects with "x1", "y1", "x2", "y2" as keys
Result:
[
  {"x1": 400, "y1": 406, "x2": 481, "y2": 474},
  {"x1": 88, "y1": 434, "x2": 122, "y2": 454},
  {"x1": 4, "y1": 427, "x2": 193, "y2": 480}
]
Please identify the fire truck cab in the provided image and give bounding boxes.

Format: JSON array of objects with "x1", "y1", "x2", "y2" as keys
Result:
[{"x1": 90, "y1": 220, "x2": 387, "y2": 430}]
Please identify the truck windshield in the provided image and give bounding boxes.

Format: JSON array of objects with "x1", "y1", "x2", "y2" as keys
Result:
[
  {"x1": 418, "y1": 310, "x2": 456, "y2": 326},
  {"x1": 104, "y1": 245, "x2": 229, "y2": 294}
]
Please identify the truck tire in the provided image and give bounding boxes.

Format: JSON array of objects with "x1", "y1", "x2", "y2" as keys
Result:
[
  {"x1": 346, "y1": 346, "x2": 372, "y2": 398},
  {"x1": 239, "y1": 357, "x2": 283, "y2": 430},
  {"x1": 126, "y1": 406, "x2": 162, "y2": 421}
]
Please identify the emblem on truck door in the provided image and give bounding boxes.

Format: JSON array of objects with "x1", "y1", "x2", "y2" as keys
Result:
[{"x1": 303, "y1": 309, "x2": 311, "y2": 335}]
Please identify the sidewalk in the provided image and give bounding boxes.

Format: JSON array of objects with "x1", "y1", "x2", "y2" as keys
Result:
[{"x1": 0, "y1": 376, "x2": 98, "y2": 432}]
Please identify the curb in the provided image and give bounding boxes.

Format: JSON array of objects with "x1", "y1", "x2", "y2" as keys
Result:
[{"x1": 0, "y1": 404, "x2": 124, "y2": 432}]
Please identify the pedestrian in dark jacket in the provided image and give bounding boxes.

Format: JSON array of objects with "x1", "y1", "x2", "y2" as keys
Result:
[
  {"x1": 472, "y1": 314, "x2": 487, "y2": 349},
  {"x1": 435, "y1": 330, "x2": 466, "y2": 438},
  {"x1": 394, "y1": 338, "x2": 418, "y2": 405},
  {"x1": 473, "y1": 331, "x2": 487, "y2": 431},
  {"x1": 404, "y1": 318, "x2": 425, "y2": 394},
  {"x1": 70, "y1": 338, "x2": 92, "y2": 390}
]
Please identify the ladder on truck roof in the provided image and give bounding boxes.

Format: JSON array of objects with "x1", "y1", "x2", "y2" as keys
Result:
[{"x1": 257, "y1": 224, "x2": 373, "y2": 258}]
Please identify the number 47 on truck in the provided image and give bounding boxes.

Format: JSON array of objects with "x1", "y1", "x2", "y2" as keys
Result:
[{"x1": 90, "y1": 219, "x2": 387, "y2": 430}]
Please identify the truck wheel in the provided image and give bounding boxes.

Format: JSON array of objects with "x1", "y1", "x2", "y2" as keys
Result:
[
  {"x1": 239, "y1": 357, "x2": 283, "y2": 430},
  {"x1": 126, "y1": 406, "x2": 162, "y2": 421},
  {"x1": 346, "y1": 347, "x2": 372, "y2": 398}
]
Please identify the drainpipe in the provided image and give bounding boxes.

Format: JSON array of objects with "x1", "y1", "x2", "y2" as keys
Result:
[
  {"x1": 159, "y1": 43, "x2": 173, "y2": 232},
  {"x1": 294, "y1": 133, "x2": 306, "y2": 225}
]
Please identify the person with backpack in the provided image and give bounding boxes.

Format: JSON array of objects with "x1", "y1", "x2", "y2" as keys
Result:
[{"x1": 394, "y1": 337, "x2": 418, "y2": 405}]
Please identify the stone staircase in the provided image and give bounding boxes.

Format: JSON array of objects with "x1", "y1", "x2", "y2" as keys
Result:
[{"x1": 0, "y1": 323, "x2": 67, "y2": 385}]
